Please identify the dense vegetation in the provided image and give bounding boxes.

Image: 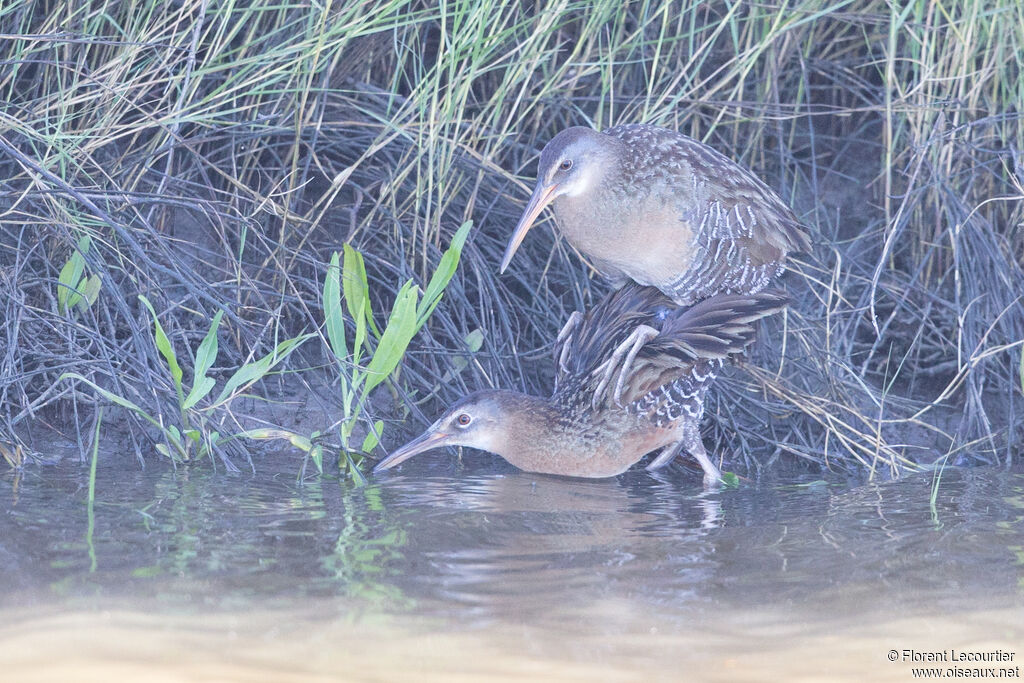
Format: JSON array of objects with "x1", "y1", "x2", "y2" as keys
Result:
[{"x1": 1, "y1": 1, "x2": 1021, "y2": 476}]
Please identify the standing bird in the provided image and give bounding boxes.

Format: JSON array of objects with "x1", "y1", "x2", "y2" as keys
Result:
[
  {"x1": 500, "y1": 123, "x2": 810, "y2": 305},
  {"x1": 374, "y1": 283, "x2": 786, "y2": 484}
]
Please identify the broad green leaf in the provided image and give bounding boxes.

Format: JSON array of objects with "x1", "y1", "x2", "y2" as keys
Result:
[
  {"x1": 417, "y1": 220, "x2": 471, "y2": 328},
  {"x1": 211, "y1": 333, "x2": 311, "y2": 406},
  {"x1": 182, "y1": 376, "x2": 216, "y2": 410},
  {"x1": 183, "y1": 311, "x2": 223, "y2": 409},
  {"x1": 138, "y1": 296, "x2": 184, "y2": 399},
  {"x1": 362, "y1": 282, "x2": 419, "y2": 396},
  {"x1": 323, "y1": 252, "x2": 348, "y2": 361},
  {"x1": 361, "y1": 420, "x2": 384, "y2": 453},
  {"x1": 77, "y1": 274, "x2": 101, "y2": 312},
  {"x1": 342, "y1": 244, "x2": 371, "y2": 358},
  {"x1": 57, "y1": 235, "x2": 91, "y2": 315},
  {"x1": 236, "y1": 428, "x2": 312, "y2": 452},
  {"x1": 464, "y1": 328, "x2": 484, "y2": 352},
  {"x1": 57, "y1": 260, "x2": 78, "y2": 312},
  {"x1": 193, "y1": 311, "x2": 222, "y2": 381},
  {"x1": 65, "y1": 276, "x2": 82, "y2": 312}
]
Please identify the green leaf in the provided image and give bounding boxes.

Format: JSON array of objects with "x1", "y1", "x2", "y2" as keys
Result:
[
  {"x1": 77, "y1": 274, "x2": 102, "y2": 312},
  {"x1": 166, "y1": 424, "x2": 182, "y2": 443},
  {"x1": 163, "y1": 425, "x2": 189, "y2": 460},
  {"x1": 720, "y1": 471, "x2": 740, "y2": 488},
  {"x1": 362, "y1": 281, "x2": 419, "y2": 396},
  {"x1": 59, "y1": 372, "x2": 160, "y2": 429},
  {"x1": 138, "y1": 296, "x2": 184, "y2": 400},
  {"x1": 323, "y1": 252, "x2": 348, "y2": 361},
  {"x1": 310, "y1": 443, "x2": 323, "y2": 474},
  {"x1": 343, "y1": 244, "x2": 371, "y2": 359},
  {"x1": 193, "y1": 311, "x2": 222, "y2": 381},
  {"x1": 361, "y1": 420, "x2": 384, "y2": 453},
  {"x1": 67, "y1": 276, "x2": 86, "y2": 312},
  {"x1": 210, "y1": 333, "x2": 311, "y2": 406},
  {"x1": 182, "y1": 377, "x2": 216, "y2": 410},
  {"x1": 57, "y1": 235, "x2": 91, "y2": 315},
  {"x1": 345, "y1": 451, "x2": 367, "y2": 485},
  {"x1": 464, "y1": 328, "x2": 484, "y2": 352},
  {"x1": 416, "y1": 220, "x2": 472, "y2": 329},
  {"x1": 236, "y1": 428, "x2": 312, "y2": 452},
  {"x1": 183, "y1": 310, "x2": 223, "y2": 409}
]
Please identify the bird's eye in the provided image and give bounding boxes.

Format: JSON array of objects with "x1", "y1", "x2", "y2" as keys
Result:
[
  {"x1": 559, "y1": 159, "x2": 573, "y2": 172},
  {"x1": 455, "y1": 413, "x2": 472, "y2": 428}
]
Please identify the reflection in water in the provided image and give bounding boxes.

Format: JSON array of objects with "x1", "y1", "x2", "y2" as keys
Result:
[{"x1": 0, "y1": 456, "x2": 1021, "y2": 679}]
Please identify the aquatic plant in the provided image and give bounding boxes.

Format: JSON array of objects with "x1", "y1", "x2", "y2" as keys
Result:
[
  {"x1": 62, "y1": 296, "x2": 310, "y2": 467},
  {"x1": 248, "y1": 221, "x2": 473, "y2": 478}
]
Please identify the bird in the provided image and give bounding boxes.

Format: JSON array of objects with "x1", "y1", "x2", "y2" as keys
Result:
[
  {"x1": 374, "y1": 282, "x2": 787, "y2": 484},
  {"x1": 499, "y1": 123, "x2": 811, "y2": 306}
]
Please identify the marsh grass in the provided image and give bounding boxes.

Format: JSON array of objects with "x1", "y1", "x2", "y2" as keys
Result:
[{"x1": 0, "y1": 0, "x2": 1020, "y2": 476}]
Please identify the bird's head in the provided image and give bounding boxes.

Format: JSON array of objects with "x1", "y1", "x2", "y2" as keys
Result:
[
  {"x1": 373, "y1": 390, "x2": 522, "y2": 473},
  {"x1": 500, "y1": 127, "x2": 616, "y2": 273}
]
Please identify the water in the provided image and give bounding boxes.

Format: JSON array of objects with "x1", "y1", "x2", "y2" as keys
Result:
[{"x1": 1, "y1": 454, "x2": 1022, "y2": 681}]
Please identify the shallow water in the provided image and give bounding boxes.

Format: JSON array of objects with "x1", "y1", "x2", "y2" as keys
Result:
[{"x1": 1, "y1": 454, "x2": 1022, "y2": 681}]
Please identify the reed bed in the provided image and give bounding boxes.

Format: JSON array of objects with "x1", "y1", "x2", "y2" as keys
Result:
[{"x1": 1, "y1": 0, "x2": 1020, "y2": 476}]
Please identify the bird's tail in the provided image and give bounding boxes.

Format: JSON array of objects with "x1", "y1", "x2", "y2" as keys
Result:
[{"x1": 652, "y1": 290, "x2": 789, "y2": 361}]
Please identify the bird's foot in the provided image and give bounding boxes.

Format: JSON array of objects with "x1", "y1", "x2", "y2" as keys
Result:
[
  {"x1": 592, "y1": 324, "x2": 659, "y2": 409},
  {"x1": 690, "y1": 443, "x2": 722, "y2": 486},
  {"x1": 647, "y1": 430, "x2": 722, "y2": 488},
  {"x1": 613, "y1": 324, "x2": 658, "y2": 406},
  {"x1": 555, "y1": 311, "x2": 583, "y2": 374}
]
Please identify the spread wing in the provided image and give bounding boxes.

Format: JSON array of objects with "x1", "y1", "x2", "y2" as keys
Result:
[{"x1": 553, "y1": 281, "x2": 787, "y2": 411}]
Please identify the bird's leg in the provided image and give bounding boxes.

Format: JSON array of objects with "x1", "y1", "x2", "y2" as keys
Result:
[
  {"x1": 646, "y1": 424, "x2": 721, "y2": 487},
  {"x1": 591, "y1": 324, "x2": 659, "y2": 409},
  {"x1": 645, "y1": 440, "x2": 682, "y2": 471},
  {"x1": 693, "y1": 441, "x2": 723, "y2": 489},
  {"x1": 555, "y1": 311, "x2": 583, "y2": 374}
]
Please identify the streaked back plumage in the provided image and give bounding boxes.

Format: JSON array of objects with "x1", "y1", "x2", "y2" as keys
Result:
[{"x1": 524, "y1": 123, "x2": 811, "y2": 306}]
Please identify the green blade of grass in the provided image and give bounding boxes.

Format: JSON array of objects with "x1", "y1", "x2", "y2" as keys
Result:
[
  {"x1": 362, "y1": 281, "x2": 419, "y2": 397},
  {"x1": 416, "y1": 219, "x2": 472, "y2": 329},
  {"x1": 138, "y1": 296, "x2": 184, "y2": 402},
  {"x1": 211, "y1": 333, "x2": 312, "y2": 407},
  {"x1": 323, "y1": 251, "x2": 348, "y2": 362}
]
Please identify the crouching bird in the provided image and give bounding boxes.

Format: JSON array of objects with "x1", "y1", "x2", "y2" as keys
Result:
[
  {"x1": 374, "y1": 283, "x2": 786, "y2": 484},
  {"x1": 500, "y1": 123, "x2": 810, "y2": 305}
]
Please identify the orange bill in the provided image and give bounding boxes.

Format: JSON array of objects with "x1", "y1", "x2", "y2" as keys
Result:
[
  {"x1": 499, "y1": 181, "x2": 559, "y2": 273},
  {"x1": 373, "y1": 429, "x2": 451, "y2": 473}
]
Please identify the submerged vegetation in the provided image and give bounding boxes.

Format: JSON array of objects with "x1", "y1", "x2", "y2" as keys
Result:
[{"x1": 0, "y1": 1, "x2": 1021, "y2": 477}]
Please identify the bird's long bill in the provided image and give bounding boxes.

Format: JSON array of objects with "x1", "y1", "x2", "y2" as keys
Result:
[
  {"x1": 373, "y1": 430, "x2": 451, "y2": 473},
  {"x1": 499, "y1": 181, "x2": 558, "y2": 273}
]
